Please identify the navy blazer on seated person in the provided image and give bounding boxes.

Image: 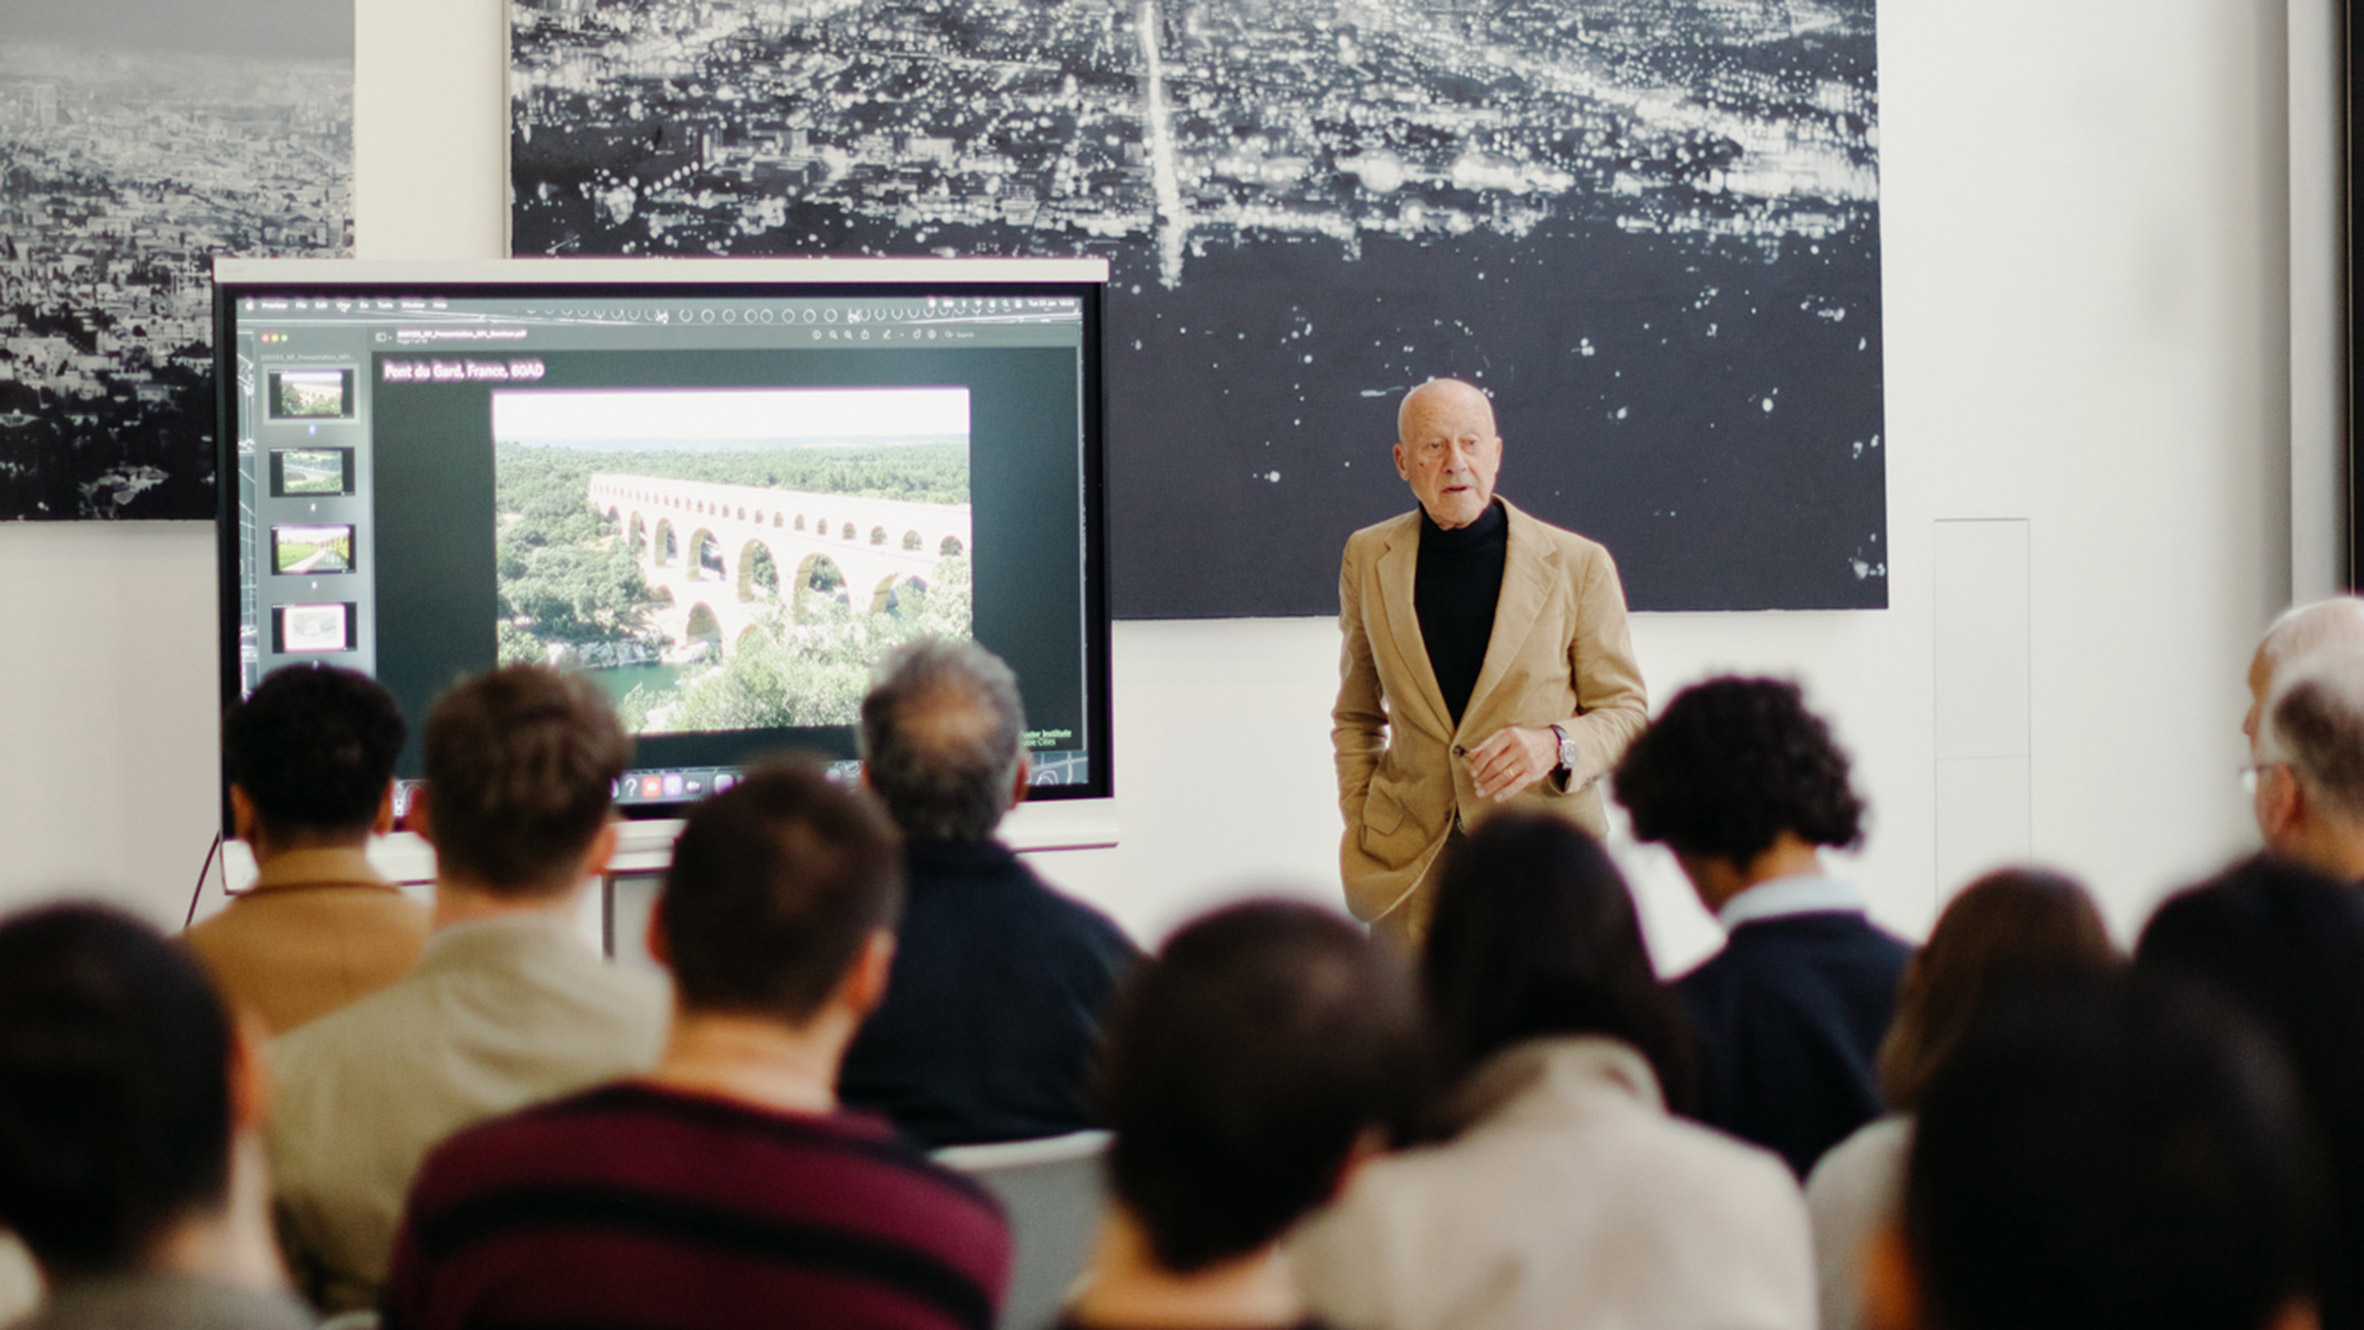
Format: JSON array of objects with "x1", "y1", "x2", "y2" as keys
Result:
[
  {"x1": 840, "y1": 837, "x2": 1139, "y2": 1149},
  {"x1": 1676, "y1": 907, "x2": 1911, "y2": 1179}
]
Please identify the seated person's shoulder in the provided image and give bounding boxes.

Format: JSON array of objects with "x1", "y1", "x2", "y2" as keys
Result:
[{"x1": 1035, "y1": 878, "x2": 1137, "y2": 962}]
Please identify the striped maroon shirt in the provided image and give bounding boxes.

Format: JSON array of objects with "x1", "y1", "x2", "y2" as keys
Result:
[{"x1": 384, "y1": 1082, "x2": 1010, "y2": 1330}]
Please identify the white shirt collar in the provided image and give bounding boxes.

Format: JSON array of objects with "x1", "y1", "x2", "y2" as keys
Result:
[{"x1": 1716, "y1": 872, "x2": 1866, "y2": 931}]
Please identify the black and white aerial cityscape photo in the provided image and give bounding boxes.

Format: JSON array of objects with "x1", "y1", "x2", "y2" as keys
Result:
[
  {"x1": 513, "y1": 0, "x2": 1884, "y2": 615},
  {"x1": 0, "y1": 12, "x2": 351, "y2": 522}
]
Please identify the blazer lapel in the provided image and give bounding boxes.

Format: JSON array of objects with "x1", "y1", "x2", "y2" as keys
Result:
[
  {"x1": 1459, "y1": 499, "x2": 1555, "y2": 738},
  {"x1": 1377, "y1": 517, "x2": 1452, "y2": 736}
]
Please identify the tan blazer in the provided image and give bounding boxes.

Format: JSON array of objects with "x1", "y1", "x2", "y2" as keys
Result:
[
  {"x1": 1333, "y1": 498, "x2": 1648, "y2": 926},
  {"x1": 183, "y1": 846, "x2": 431, "y2": 1037}
]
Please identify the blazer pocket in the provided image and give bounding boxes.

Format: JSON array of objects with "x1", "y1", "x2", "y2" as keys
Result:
[
  {"x1": 1360, "y1": 780, "x2": 1408, "y2": 836},
  {"x1": 1358, "y1": 782, "x2": 1431, "y2": 866}
]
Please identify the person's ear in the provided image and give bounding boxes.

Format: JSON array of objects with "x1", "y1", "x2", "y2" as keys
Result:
[
  {"x1": 644, "y1": 899, "x2": 672, "y2": 969},
  {"x1": 581, "y1": 820, "x2": 620, "y2": 882},
  {"x1": 229, "y1": 786, "x2": 259, "y2": 847},
  {"x1": 1860, "y1": 1220, "x2": 1922, "y2": 1330},
  {"x1": 371, "y1": 781, "x2": 397, "y2": 838},
  {"x1": 2261, "y1": 765, "x2": 2305, "y2": 841},
  {"x1": 1323, "y1": 1124, "x2": 1391, "y2": 1204},
  {"x1": 1009, "y1": 752, "x2": 1032, "y2": 810},
  {"x1": 1392, "y1": 441, "x2": 1410, "y2": 482},
  {"x1": 225, "y1": 1010, "x2": 275, "y2": 1135},
  {"x1": 839, "y1": 929, "x2": 897, "y2": 1019}
]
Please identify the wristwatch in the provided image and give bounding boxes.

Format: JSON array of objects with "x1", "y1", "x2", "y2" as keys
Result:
[{"x1": 1548, "y1": 723, "x2": 1579, "y2": 786}]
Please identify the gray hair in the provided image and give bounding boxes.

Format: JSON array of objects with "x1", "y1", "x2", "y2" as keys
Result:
[
  {"x1": 859, "y1": 637, "x2": 1027, "y2": 841},
  {"x1": 2259, "y1": 597, "x2": 2364, "y2": 672},
  {"x1": 2261, "y1": 653, "x2": 2364, "y2": 821}
]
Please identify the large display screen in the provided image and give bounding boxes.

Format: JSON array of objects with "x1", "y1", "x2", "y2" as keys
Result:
[{"x1": 214, "y1": 259, "x2": 1110, "y2": 820}]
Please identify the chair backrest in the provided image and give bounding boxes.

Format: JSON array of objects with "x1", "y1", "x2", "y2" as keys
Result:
[{"x1": 936, "y1": 1130, "x2": 1110, "y2": 1330}]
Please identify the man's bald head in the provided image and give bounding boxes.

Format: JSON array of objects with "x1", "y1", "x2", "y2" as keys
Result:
[
  {"x1": 1397, "y1": 378, "x2": 1496, "y2": 444},
  {"x1": 2247, "y1": 597, "x2": 2364, "y2": 744},
  {"x1": 1393, "y1": 378, "x2": 1502, "y2": 530}
]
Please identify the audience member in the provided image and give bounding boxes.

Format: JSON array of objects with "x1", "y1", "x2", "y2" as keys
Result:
[
  {"x1": 2245, "y1": 596, "x2": 2364, "y2": 746},
  {"x1": 386, "y1": 764, "x2": 1009, "y2": 1330},
  {"x1": 2136, "y1": 855, "x2": 2364, "y2": 1330},
  {"x1": 1293, "y1": 813, "x2": 1814, "y2": 1330},
  {"x1": 268, "y1": 665, "x2": 668, "y2": 1312},
  {"x1": 0, "y1": 905, "x2": 312, "y2": 1330},
  {"x1": 1807, "y1": 868, "x2": 2117, "y2": 1330},
  {"x1": 187, "y1": 662, "x2": 427, "y2": 1036},
  {"x1": 2249, "y1": 658, "x2": 2364, "y2": 880},
  {"x1": 0, "y1": 1233, "x2": 37, "y2": 1324},
  {"x1": 840, "y1": 638, "x2": 1138, "y2": 1147},
  {"x1": 1612, "y1": 676, "x2": 1911, "y2": 1177},
  {"x1": 1066, "y1": 901, "x2": 1420, "y2": 1330},
  {"x1": 1865, "y1": 974, "x2": 2322, "y2": 1330}
]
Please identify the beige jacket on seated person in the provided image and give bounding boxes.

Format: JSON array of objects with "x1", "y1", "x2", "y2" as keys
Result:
[
  {"x1": 267, "y1": 913, "x2": 669, "y2": 1312},
  {"x1": 1290, "y1": 1036, "x2": 1814, "y2": 1330},
  {"x1": 184, "y1": 846, "x2": 430, "y2": 1037}
]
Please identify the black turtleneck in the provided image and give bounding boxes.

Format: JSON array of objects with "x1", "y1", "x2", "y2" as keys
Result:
[{"x1": 1414, "y1": 499, "x2": 1508, "y2": 725}]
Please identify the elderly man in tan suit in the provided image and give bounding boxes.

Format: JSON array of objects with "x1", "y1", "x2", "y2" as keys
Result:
[{"x1": 1335, "y1": 378, "x2": 1649, "y2": 947}]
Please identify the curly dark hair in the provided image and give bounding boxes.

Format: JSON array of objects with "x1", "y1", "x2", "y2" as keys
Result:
[
  {"x1": 223, "y1": 663, "x2": 407, "y2": 841},
  {"x1": 1611, "y1": 676, "x2": 1865, "y2": 862}
]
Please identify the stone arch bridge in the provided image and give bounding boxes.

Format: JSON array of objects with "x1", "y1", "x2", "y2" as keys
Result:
[{"x1": 587, "y1": 473, "x2": 970, "y2": 658}]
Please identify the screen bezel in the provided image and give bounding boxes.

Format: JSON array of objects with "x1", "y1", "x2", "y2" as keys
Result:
[{"x1": 214, "y1": 260, "x2": 1114, "y2": 832}]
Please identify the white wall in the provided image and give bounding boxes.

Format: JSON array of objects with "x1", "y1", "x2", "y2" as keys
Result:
[{"x1": 0, "y1": 0, "x2": 2304, "y2": 969}]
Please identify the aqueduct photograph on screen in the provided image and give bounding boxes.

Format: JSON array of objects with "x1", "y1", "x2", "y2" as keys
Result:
[{"x1": 492, "y1": 386, "x2": 973, "y2": 735}]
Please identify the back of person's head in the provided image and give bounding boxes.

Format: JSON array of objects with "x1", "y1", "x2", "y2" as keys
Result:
[
  {"x1": 1612, "y1": 675, "x2": 1865, "y2": 863},
  {"x1": 421, "y1": 665, "x2": 630, "y2": 894},
  {"x1": 1099, "y1": 901, "x2": 1421, "y2": 1274},
  {"x1": 0, "y1": 905, "x2": 234, "y2": 1278},
  {"x1": 222, "y1": 663, "x2": 406, "y2": 844},
  {"x1": 2258, "y1": 598, "x2": 2364, "y2": 676},
  {"x1": 2137, "y1": 855, "x2": 2364, "y2": 1329},
  {"x1": 859, "y1": 637, "x2": 1026, "y2": 842},
  {"x1": 1423, "y1": 811, "x2": 1698, "y2": 1113},
  {"x1": 1876, "y1": 868, "x2": 2117, "y2": 1110},
  {"x1": 660, "y1": 763, "x2": 904, "y2": 1023},
  {"x1": 2259, "y1": 658, "x2": 2364, "y2": 825},
  {"x1": 1899, "y1": 974, "x2": 2321, "y2": 1330}
]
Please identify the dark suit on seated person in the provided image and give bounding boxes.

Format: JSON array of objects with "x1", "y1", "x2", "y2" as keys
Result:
[
  {"x1": 840, "y1": 639, "x2": 1139, "y2": 1149},
  {"x1": 1614, "y1": 676, "x2": 1910, "y2": 1178}
]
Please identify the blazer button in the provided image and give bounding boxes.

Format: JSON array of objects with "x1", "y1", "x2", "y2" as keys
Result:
[{"x1": 1451, "y1": 745, "x2": 1467, "y2": 757}]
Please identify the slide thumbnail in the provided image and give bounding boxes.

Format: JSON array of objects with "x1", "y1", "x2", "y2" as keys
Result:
[
  {"x1": 273, "y1": 602, "x2": 355, "y2": 653},
  {"x1": 272, "y1": 523, "x2": 356, "y2": 576},
  {"x1": 269, "y1": 369, "x2": 355, "y2": 420}
]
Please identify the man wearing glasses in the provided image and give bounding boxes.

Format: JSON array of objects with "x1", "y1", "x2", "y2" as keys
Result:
[{"x1": 2242, "y1": 597, "x2": 2364, "y2": 880}]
